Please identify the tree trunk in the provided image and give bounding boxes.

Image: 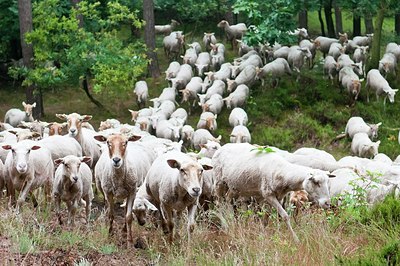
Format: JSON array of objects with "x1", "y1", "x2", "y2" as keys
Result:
[
  {"x1": 369, "y1": 8, "x2": 385, "y2": 70},
  {"x1": 143, "y1": 0, "x2": 160, "y2": 78},
  {"x1": 71, "y1": 0, "x2": 84, "y2": 27},
  {"x1": 333, "y1": 0, "x2": 343, "y2": 35},
  {"x1": 324, "y1": 0, "x2": 335, "y2": 38},
  {"x1": 318, "y1": 5, "x2": 326, "y2": 36},
  {"x1": 353, "y1": 15, "x2": 361, "y2": 37},
  {"x1": 82, "y1": 76, "x2": 105, "y2": 109},
  {"x1": 395, "y1": 13, "x2": 400, "y2": 36},
  {"x1": 33, "y1": 87, "x2": 44, "y2": 118},
  {"x1": 298, "y1": 9, "x2": 308, "y2": 29},
  {"x1": 364, "y1": 17, "x2": 374, "y2": 34}
]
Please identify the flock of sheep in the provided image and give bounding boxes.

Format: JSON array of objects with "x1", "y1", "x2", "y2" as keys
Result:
[{"x1": 0, "y1": 19, "x2": 400, "y2": 247}]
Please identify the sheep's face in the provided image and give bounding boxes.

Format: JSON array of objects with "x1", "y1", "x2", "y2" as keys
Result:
[
  {"x1": 303, "y1": 171, "x2": 332, "y2": 209},
  {"x1": 226, "y1": 80, "x2": 236, "y2": 93},
  {"x1": 3, "y1": 143, "x2": 41, "y2": 174},
  {"x1": 55, "y1": 156, "x2": 90, "y2": 184},
  {"x1": 133, "y1": 198, "x2": 158, "y2": 226},
  {"x1": 205, "y1": 116, "x2": 217, "y2": 132},
  {"x1": 368, "y1": 122, "x2": 382, "y2": 139},
  {"x1": 128, "y1": 110, "x2": 139, "y2": 122},
  {"x1": 99, "y1": 121, "x2": 112, "y2": 131},
  {"x1": 22, "y1": 101, "x2": 36, "y2": 117},
  {"x1": 199, "y1": 140, "x2": 221, "y2": 158},
  {"x1": 56, "y1": 113, "x2": 92, "y2": 137},
  {"x1": 363, "y1": 141, "x2": 380, "y2": 158},
  {"x1": 217, "y1": 20, "x2": 228, "y2": 28},
  {"x1": 387, "y1": 89, "x2": 398, "y2": 103},
  {"x1": 230, "y1": 66, "x2": 240, "y2": 79},
  {"x1": 167, "y1": 159, "x2": 212, "y2": 198},
  {"x1": 49, "y1": 122, "x2": 67, "y2": 136}
]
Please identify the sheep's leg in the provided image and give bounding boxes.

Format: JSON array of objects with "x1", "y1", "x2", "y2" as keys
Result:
[
  {"x1": 54, "y1": 194, "x2": 62, "y2": 225},
  {"x1": 265, "y1": 195, "x2": 299, "y2": 243},
  {"x1": 67, "y1": 199, "x2": 78, "y2": 226},
  {"x1": 187, "y1": 203, "x2": 198, "y2": 243},
  {"x1": 29, "y1": 191, "x2": 38, "y2": 207},
  {"x1": 16, "y1": 179, "x2": 33, "y2": 213},
  {"x1": 83, "y1": 195, "x2": 91, "y2": 224},
  {"x1": 160, "y1": 203, "x2": 174, "y2": 243},
  {"x1": 106, "y1": 193, "x2": 115, "y2": 235},
  {"x1": 125, "y1": 193, "x2": 135, "y2": 248}
]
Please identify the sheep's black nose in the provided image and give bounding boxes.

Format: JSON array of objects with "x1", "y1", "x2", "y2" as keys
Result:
[
  {"x1": 192, "y1": 187, "x2": 200, "y2": 193},
  {"x1": 113, "y1": 157, "x2": 121, "y2": 164}
]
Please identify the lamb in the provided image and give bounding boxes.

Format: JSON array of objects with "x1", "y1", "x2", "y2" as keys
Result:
[
  {"x1": 255, "y1": 58, "x2": 292, "y2": 87},
  {"x1": 181, "y1": 125, "x2": 195, "y2": 150},
  {"x1": 299, "y1": 39, "x2": 317, "y2": 68},
  {"x1": 150, "y1": 87, "x2": 176, "y2": 108},
  {"x1": 201, "y1": 94, "x2": 224, "y2": 115},
  {"x1": 53, "y1": 156, "x2": 93, "y2": 225},
  {"x1": 217, "y1": 20, "x2": 247, "y2": 49},
  {"x1": 338, "y1": 66, "x2": 362, "y2": 106},
  {"x1": 155, "y1": 120, "x2": 181, "y2": 142},
  {"x1": 4, "y1": 102, "x2": 36, "y2": 127},
  {"x1": 365, "y1": 69, "x2": 398, "y2": 105},
  {"x1": 351, "y1": 132, "x2": 380, "y2": 158},
  {"x1": 314, "y1": 36, "x2": 339, "y2": 57},
  {"x1": 133, "y1": 81, "x2": 148, "y2": 109},
  {"x1": 138, "y1": 150, "x2": 212, "y2": 243},
  {"x1": 195, "y1": 52, "x2": 211, "y2": 77},
  {"x1": 229, "y1": 107, "x2": 248, "y2": 127},
  {"x1": 197, "y1": 112, "x2": 218, "y2": 132},
  {"x1": 328, "y1": 42, "x2": 345, "y2": 60},
  {"x1": 197, "y1": 80, "x2": 225, "y2": 105},
  {"x1": 165, "y1": 61, "x2": 181, "y2": 80},
  {"x1": 169, "y1": 64, "x2": 193, "y2": 90},
  {"x1": 128, "y1": 108, "x2": 153, "y2": 122},
  {"x1": 378, "y1": 53, "x2": 397, "y2": 77},
  {"x1": 212, "y1": 143, "x2": 332, "y2": 242},
  {"x1": 163, "y1": 32, "x2": 185, "y2": 61},
  {"x1": 203, "y1": 32, "x2": 217, "y2": 51},
  {"x1": 287, "y1": 46, "x2": 312, "y2": 73},
  {"x1": 181, "y1": 48, "x2": 198, "y2": 67},
  {"x1": 227, "y1": 65, "x2": 257, "y2": 93},
  {"x1": 230, "y1": 125, "x2": 251, "y2": 143},
  {"x1": 193, "y1": 129, "x2": 221, "y2": 150},
  {"x1": 94, "y1": 134, "x2": 153, "y2": 247},
  {"x1": 345, "y1": 116, "x2": 382, "y2": 140},
  {"x1": 230, "y1": 54, "x2": 262, "y2": 78},
  {"x1": 56, "y1": 113, "x2": 101, "y2": 168},
  {"x1": 155, "y1": 19, "x2": 180, "y2": 36},
  {"x1": 273, "y1": 46, "x2": 290, "y2": 60},
  {"x1": 3, "y1": 140, "x2": 54, "y2": 213},
  {"x1": 385, "y1": 42, "x2": 400, "y2": 60},
  {"x1": 323, "y1": 55, "x2": 339, "y2": 83},
  {"x1": 223, "y1": 84, "x2": 249, "y2": 109}
]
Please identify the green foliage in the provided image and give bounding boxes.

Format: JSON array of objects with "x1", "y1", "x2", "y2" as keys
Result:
[
  {"x1": 251, "y1": 146, "x2": 276, "y2": 154},
  {"x1": 13, "y1": 0, "x2": 148, "y2": 94},
  {"x1": 0, "y1": 0, "x2": 19, "y2": 61}
]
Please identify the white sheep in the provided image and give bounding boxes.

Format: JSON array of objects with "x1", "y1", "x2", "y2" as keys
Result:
[
  {"x1": 328, "y1": 42, "x2": 345, "y2": 60},
  {"x1": 351, "y1": 132, "x2": 380, "y2": 158},
  {"x1": 195, "y1": 52, "x2": 211, "y2": 77},
  {"x1": 366, "y1": 69, "x2": 398, "y2": 105},
  {"x1": 287, "y1": 46, "x2": 312, "y2": 73},
  {"x1": 223, "y1": 84, "x2": 249, "y2": 109},
  {"x1": 255, "y1": 58, "x2": 292, "y2": 87},
  {"x1": 197, "y1": 80, "x2": 225, "y2": 105},
  {"x1": 299, "y1": 39, "x2": 317, "y2": 68},
  {"x1": 133, "y1": 81, "x2": 148, "y2": 109},
  {"x1": 227, "y1": 65, "x2": 257, "y2": 93},
  {"x1": 169, "y1": 64, "x2": 193, "y2": 90},
  {"x1": 163, "y1": 32, "x2": 185, "y2": 61},
  {"x1": 378, "y1": 53, "x2": 397, "y2": 77},
  {"x1": 213, "y1": 143, "x2": 332, "y2": 242},
  {"x1": 170, "y1": 108, "x2": 188, "y2": 125},
  {"x1": 135, "y1": 116, "x2": 152, "y2": 133},
  {"x1": 289, "y1": 28, "x2": 309, "y2": 40},
  {"x1": 4, "y1": 102, "x2": 36, "y2": 127},
  {"x1": 211, "y1": 52, "x2": 225, "y2": 71},
  {"x1": 181, "y1": 125, "x2": 195, "y2": 150},
  {"x1": 156, "y1": 120, "x2": 181, "y2": 142},
  {"x1": 338, "y1": 66, "x2": 362, "y2": 105},
  {"x1": 155, "y1": 19, "x2": 180, "y2": 35},
  {"x1": 198, "y1": 140, "x2": 221, "y2": 158},
  {"x1": 323, "y1": 56, "x2": 339, "y2": 83},
  {"x1": 229, "y1": 107, "x2": 248, "y2": 127},
  {"x1": 203, "y1": 32, "x2": 217, "y2": 51},
  {"x1": 337, "y1": 54, "x2": 363, "y2": 76},
  {"x1": 181, "y1": 48, "x2": 198, "y2": 67},
  {"x1": 94, "y1": 134, "x2": 153, "y2": 247},
  {"x1": 150, "y1": 87, "x2": 176, "y2": 108},
  {"x1": 230, "y1": 125, "x2": 251, "y2": 143},
  {"x1": 98, "y1": 119, "x2": 121, "y2": 132},
  {"x1": 202, "y1": 94, "x2": 224, "y2": 115},
  {"x1": 230, "y1": 54, "x2": 262, "y2": 78},
  {"x1": 3, "y1": 140, "x2": 54, "y2": 213},
  {"x1": 153, "y1": 100, "x2": 176, "y2": 119},
  {"x1": 197, "y1": 112, "x2": 218, "y2": 132},
  {"x1": 53, "y1": 155, "x2": 93, "y2": 225},
  {"x1": 314, "y1": 36, "x2": 339, "y2": 57},
  {"x1": 188, "y1": 42, "x2": 202, "y2": 55},
  {"x1": 193, "y1": 129, "x2": 221, "y2": 150},
  {"x1": 236, "y1": 39, "x2": 254, "y2": 57},
  {"x1": 217, "y1": 20, "x2": 247, "y2": 48},
  {"x1": 345, "y1": 116, "x2": 381, "y2": 140},
  {"x1": 352, "y1": 34, "x2": 373, "y2": 47},
  {"x1": 38, "y1": 135, "x2": 83, "y2": 161},
  {"x1": 273, "y1": 46, "x2": 290, "y2": 60},
  {"x1": 165, "y1": 61, "x2": 181, "y2": 80},
  {"x1": 204, "y1": 62, "x2": 232, "y2": 83},
  {"x1": 373, "y1": 153, "x2": 393, "y2": 165},
  {"x1": 234, "y1": 50, "x2": 259, "y2": 65},
  {"x1": 353, "y1": 46, "x2": 368, "y2": 74},
  {"x1": 385, "y1": 42, "x2": 400, "y2": 60}
]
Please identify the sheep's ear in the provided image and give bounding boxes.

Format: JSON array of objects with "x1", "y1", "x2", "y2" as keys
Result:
[
  {"x1": 56, "y1": 114, "x2": 68, "y2": 120},
  {"x1": 94, "y1": 135, "x2": 107, "y2": 142},
  {"x1": 202, "y1": 164, "x2": 213, "y2": 171},
  {"x1": 32, "y1": 132, "x2": 41, "y2": 138},
  {"x1": 199, "y1": 144, "x2": 206, "y2": 149},
  {"x1": 22, "y1": 101, "x2": 26, "y2": 107},
  {"x1": 31, "y1": 145, "x2": 41, "y2": 150},
  {"x1": 376, "y1": 140, "x2": 381, "y2": 145},
  {"x1": 2, "y1": 145, "x2": 12, "y2": 150},
  {"x1": 167, "y1": 159, "x2": 181, "y2": 169},
  {"x1": 81, "y1": 115, "x2": 92, "y2": 122},
  {"x1": 393, "y1": 89, "x2": 399, "y2": 92},
  {"x1": 80, "y1": 156, "x2": 92, "y2": 164},
  {"x1": 8, "y1": 130, "x2": 18, "y2": 135},
  {"x1": 328, "y1": 174, "x2": 336, "y2": 178},
  {"x1": 144, "y1": 199, "x2": 158, "y2": 211},
  {"x1": 54, "y1": 158, "x2": 64, "y2": 165},
  {"x1": 128, "y1": 135, "x2": 141, "y2": 142},
  {"x1": 204, "y1": 32, "x2": 207, "y2": 35},
  {"x1": 377, "y1": 122, "x2": 382, "y2": 126},
  {"x1": 216, "y1": 135, "x2": 222, "y2": 141},
  {"x1": 32, "y1": 102, "x2": 36, "y2": 108}
]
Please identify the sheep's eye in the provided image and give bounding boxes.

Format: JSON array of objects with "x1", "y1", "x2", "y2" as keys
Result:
[
  {"x1": 180, "y1": 169, "x2": 185, "y2": 174},
  {"x1": 27, "y1": 150, "x2": 31, "y2": 154},
  {"x1": 78, "y1": 163, "x2": 81, "y2": 168}
]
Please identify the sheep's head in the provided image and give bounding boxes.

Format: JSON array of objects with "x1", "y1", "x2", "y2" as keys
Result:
[
  {"x1": 217, "y1": 20, "x2": 228, "y2": 28},
  {"x1": 22, "y1": 101, "x2": 36, "y2": 118},
  {"x1": 54, "y1": 155, "x2": 91, "y2": 184},
  {"x1": 367, "y1": 122, "x2": 382, "y2": 139},
  {"x1": 56, "y1": 113, "x2": 92, "y2": 137},
  {"x1": 387, "y1": 89, "x2": 398, "y2": 103},
  {"x1": 133, "y1": 197, "x2": 158, "y2": 226},
  {"x1": 205, "y1": 115, "x2": 217, "y2": 131},
  {"x1": 338, "y1": 32, "x2": 348, "y2": 44},
  {"x1": 128, "y1": 109, "x2": 139, "y2": 122},
  {"x1": 94, "y1": 134, "x2": 141, "y2": 169},
  {"x1": 303, "y1": 170, "x2": 333, "y2": 209},
  {"x1": 48, "y1": 122, "x2": 67, "y2": 136},
  {"x1": 362, "y1": 141, "x2": 381, "y2": 158},
  {"x1": 2, "y1": 142, "x2": 41, "y2": 174}
]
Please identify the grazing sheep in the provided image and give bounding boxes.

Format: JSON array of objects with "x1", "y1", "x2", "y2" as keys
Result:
[
  {"x1": 213, "y1": 143, "x2": 332, "y2": 242},
  {"x1": 345, "y1": 117, "x2": 382, "y2": 140},
  {"x1": 155, "y1": 19, "x2": 180, "y2": 36},
  {"x1": 133, "y1": 81, "x2": 148, "y2": 109},
  {"x1": 328, "y1": 43, "x2": 345, "y2": 60},
  {"x1": 94, "y1": 134, "x2": 153, "y2": 247},
  {"x1": 352, "y1": 34, "x2": 373, "y2": 47},
  {"x1": 230, "y1": 54, "x2": 262, "y2": 78},
  {"x1": 385, "y1": 42, "x2": 400, "y2": 60},
  {"x1": 3, "y1": 140, "x2": 53, "y2": 213},
  {"x1": 197, "y1": 80, "x2": 225, "y2": 105},
  {"x1": 150, "y1": 87, "x2": 176, "y2": 108},
  {"x1": 229, "y1": 107, "x2": 248, "y2": 127},
  {"x1": 314, "y1": 36, "x2": 339, "y2": 57},
  {"x1": 299, "y1": 39, "x2": 317, "y2": 68},
  {"x1": 378, "y1": 53, "x2": 397, "y2": 77},
  {"x1": 204, "y1": 62, "x2": 232, "y2": 83},
  {"x1": 165, "y1": 61, "x2": 181, "y2": 80},
  {"x1": 169, "y1": 64, "x2": 193, "y2": 90},
  {"x1": 163, "y1": 32, "x2": 185, "y2": 61},
  {"x1": 53, "y1": 156, "x2": 93, "y2": 225},
  {"x1": 195, "y1": 52, "x2": 211, "y2": 77},
  {"x1": 237, "y1": 39, "x2": 254, "y2": 57},
  {"x1": 338, "y1": 66, "x2": 362, "y2": 106},
  {"x1": 287, "y1": 46, "x2": 312, "y2": 73},
  {"x1": 4, "y1": 102, "x2": 36, "y2": 127},
  {"x1": 255, "y1": 58, "x2": 292, "y2": 87},
  {"x1": 203, "y1": 32, "x2": 217, "y2": 51},
  {"x1": 323, "y1": 56, "x2": 339, "y2": 83},
  {"x1": 193, "y1": 129, "x2": 221, "y2": 150},
  {"x1": 227, "y1": 65, "x2": 257, "y2": 93},
  {"x1": 351, "y1": 132, "x2": 380, "y2": 158},
  {"x1": 202, "y1": 94, "x2": 224, "y2": 115},
  {"x1": 197, "y1": 112, "x2": 218, "y2": 132},
  {"x1": 230, "y1": 125, "x2": 251, "y2": 143},
  {"x1": 217, "y1": 20, "x2": 247, "y2": 49},
  {"x1": 181, "y1": 48, "x2": 198, "y2": 67},
  {"x1": 366, "y1": 69, "x2": 398, "y2": 105},
  {"x1": 273, "y1": 46, "x2": 291, "y2": 60},
  {"x1": 223, "y1": 84, "x2": 249, "y2": 109}
]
